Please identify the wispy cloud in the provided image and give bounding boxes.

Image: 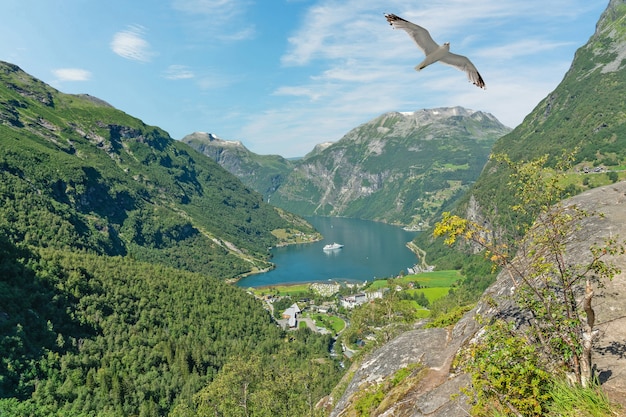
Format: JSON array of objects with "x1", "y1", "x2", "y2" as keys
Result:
[
  {"x1": 52, "y1": 68, "x2": 92, "y2": 81},
  {"x1": 280, "y1": 0, "x2": 597, "y2": 67},
  {"x1": 110, "y1": 25, "x2": 155, "y2": 62},
  {"x1": 163, "y1": 65, "x2": 195, "y2": 80},
  {"x1": 172, "y1": 0, "x2": 244, "y2": 17},
  {"x1": 273, "y1": 86, "x2": 325, "y2": 101},
  {"x1": 171, "y1": 0, "x2": 256, "y2": 41},
  {"x1": 195, "y1": 69, "x2": 242, "y2": 90},
  {"x1": 477, "y1": 39, "x2": 576, "y2": 60}
]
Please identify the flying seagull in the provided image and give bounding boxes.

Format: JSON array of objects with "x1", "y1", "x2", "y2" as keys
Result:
[{"x1": 385, "y1": 13, "x2": 485, "y2": 89}]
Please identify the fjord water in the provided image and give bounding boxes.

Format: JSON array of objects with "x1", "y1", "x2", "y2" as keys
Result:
[{"x1": 237, "y1": 216, "x2": 419, "y2": 288}]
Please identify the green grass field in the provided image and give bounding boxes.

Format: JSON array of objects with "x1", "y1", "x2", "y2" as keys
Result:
[
  {"x1": 406, "y1": 287, "x2": 451, "y2": 303},
  {"x1": 368, "y1": 270, "x2": 461, "y2": 290},
  {"x1": 309, "y1": 314, "x2": 346, "y2": 333},
  {"x1": 415, "y1": 308, "x2": 431, "y2": 319}
]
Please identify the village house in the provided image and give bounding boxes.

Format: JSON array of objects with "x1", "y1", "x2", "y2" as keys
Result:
[
  {"x1": 282, "y1": 303, "x2": 301, "y2": 328},
  {"x1": 340, "y1": 293, "x2": 367, "y2": 309},
  {"x1": 339, "y1": 288, "x2": 388, "y2": 309}
]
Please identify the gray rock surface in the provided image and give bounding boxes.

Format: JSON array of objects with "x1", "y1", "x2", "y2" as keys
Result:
[{"x1": 330, "y1": 181, "x2": 626, "y2": 416}]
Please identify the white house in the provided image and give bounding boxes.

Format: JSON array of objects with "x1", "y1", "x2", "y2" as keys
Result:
[{"x1": 282, "y1": 303, "x2": 301, "y2": 328}]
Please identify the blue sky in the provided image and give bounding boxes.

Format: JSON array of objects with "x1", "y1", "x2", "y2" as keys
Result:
[{"x1": 0, "y1": 0, "x2": 608, "y2": 157}]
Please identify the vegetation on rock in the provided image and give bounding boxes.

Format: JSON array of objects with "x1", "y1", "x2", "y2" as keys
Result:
[{"x1": 435, "y1": 152, "x2": 624, "y2": 415}]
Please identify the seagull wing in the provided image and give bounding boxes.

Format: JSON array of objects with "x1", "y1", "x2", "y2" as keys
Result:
[
  {"x1": 439, "y1": 52, "x2": 486, "y2": 89},
  {"x1": 385, "y1": 13, "x2": 439, "y2": 56}
]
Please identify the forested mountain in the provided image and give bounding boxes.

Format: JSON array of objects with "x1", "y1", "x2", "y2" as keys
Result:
[
  {"x1": 271, "y1": 107, "x2": 510, "y2": 229},
  {"x1": 0, "y1": 238, "x2": 340, "y2": 416},
  {"x1": 443, "y1": 0, "x2": 626, "y2": 238},
  {"x1": 0, "y1": 61, "x2": 315, "y2": 278},
  {"x1": 181, "y1": 131, "x2": 294, "y2": 200},
  {"x1": 0, "y1": 61, "x2": 341, "y2": 416}
]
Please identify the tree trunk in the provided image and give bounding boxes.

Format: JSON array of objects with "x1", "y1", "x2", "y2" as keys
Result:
[{"x1": 580, "y1": 279, "x2": 595, "y2": 387}]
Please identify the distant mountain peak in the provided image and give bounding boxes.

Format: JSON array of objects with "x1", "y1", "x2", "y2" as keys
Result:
[
  {"x1": 269, "y1": 107, "x2": 510, "y2": 228},
  {"x1": 585, "y1": 0, "x2": 626, "y2": 75},
  {"x1": 182, "y1": 131, "x2": 246, "y2": 149},
  {"x1": 398, "y1": 106, "x2": 476, "y2": 117},
  {"x1": 305, "y1": 141, "x2": 334, "y2": 157}
]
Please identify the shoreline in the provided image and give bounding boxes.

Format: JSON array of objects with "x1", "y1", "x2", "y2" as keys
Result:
[
  {"x1": 229, "y1": 231, "x2": 323, "y2": 284},
  {"x1": 243, "y1": 278, "x2": 366, "y2": 292}
]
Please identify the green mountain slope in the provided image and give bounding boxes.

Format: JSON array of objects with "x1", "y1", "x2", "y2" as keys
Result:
[
  {"x1": 271, "y1": 107, "x2": 511, "y2": 229},
  {"x1": 181, "y1": 131, "x2": 294, "y2": 200},
  {"x1": 0, "y1": 61, "x2": 314, "y2": 279},
  {"x1": 454, "y1": 0, "x2": 626, "y2": 232},
  {"x1": 0, "y1": 61, "x2": 339, "y2": 416}
]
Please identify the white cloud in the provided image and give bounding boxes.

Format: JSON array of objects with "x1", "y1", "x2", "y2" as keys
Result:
[
  {"x1": 52, "y1": 68, "x2": 92, "y2": 81},
  {"x1": 218, "y1": 26, "x2": 256, "y2": 42},
  {"x1": 280, "y1": 0, "x2": 600, "y2": 67},
  {"x1": 477, "y1": 39, "x2": 576, "y2": 61},
  {"x1": 110, "y1": 25, "x2": 154, "y2": 62},
  {"x1": 171, "y1": 0, "x2": 255, "y2": 41},
  {"x1": 272, "y1": 86, "x2": 325, "y2": 101},
  {"x1": 163, "y1": 65, "x2": 195, "y2": 80},
  {"x1": 195, "y1": 70, "x2": 241, "y2": 90},
  {"x1": 172, "y1": 0, "x2": 243, "y2": 16}
]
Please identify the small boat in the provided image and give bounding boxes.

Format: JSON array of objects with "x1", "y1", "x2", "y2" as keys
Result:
[{"x1": 323, "y1": 242, "x2": 344, "y2": 251}]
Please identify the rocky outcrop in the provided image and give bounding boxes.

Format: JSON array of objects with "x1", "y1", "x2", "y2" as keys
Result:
[
  {"x1": 182, "y1": 132, "x2": 294, "y2": 198},
  {"x1": 330, "y1": 181, "x2": 626, "y2": 415}
]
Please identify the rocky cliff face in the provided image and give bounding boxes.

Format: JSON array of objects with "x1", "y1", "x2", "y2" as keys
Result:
[
  {"x1": 182, "y1": 132, "x2": 294, "y2": 199},
  {"x1": 330, "y1": 181, "x2": 626, "y2": 416},
  {"x1": 272, "y1": 107, "x2": 510, "y2": 228}
]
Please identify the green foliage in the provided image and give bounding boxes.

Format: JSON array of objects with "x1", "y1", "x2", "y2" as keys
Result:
[
  {"x1": 461, "y1": 320, "x2": 552, "y2": 417},
  {"x1": 0, "y1": 62, "x2": 343, "y2": 416},
  {"x1": 425, "y1": 304, "x2": 475, "y2": 329},
  {"x1": 349, "y1": 363, "x2": 424, "y2": 416},
  {"x1": 462, "y1": 336, "x2": 620, "y2": 417},
  {"x1": 436, "y1": 151, "x2": 625, "y2": 411},
  {"x1": 353, "y1": 385, "x2": 385, "y2": 416},
  {"x1": 340, "y1": 291, "x2": 419, "y2": 350},
  {"x1": 184, "y1": 330, "x2": 340, "y2": 417},
  {"x1": 0, "y1": 240, "x2": 343, "y2": 416},
  {"x1": 547, "y1": 380, "x2": 618, "y2": 417}
]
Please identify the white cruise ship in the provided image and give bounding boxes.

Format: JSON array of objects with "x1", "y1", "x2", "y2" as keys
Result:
[{"x1": 323, "y1": 242, "x2": 344, "y2": 251}]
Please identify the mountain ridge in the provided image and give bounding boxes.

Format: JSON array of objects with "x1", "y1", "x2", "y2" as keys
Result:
[
  {"x1": 0, "y1": 60, "x2": 314, "y2": 278},
  {"x1": 0, "y1": 60, "x2": 340, "y2": 416},
  {"x1": 454, "y1": 0, "x2": 626, "y2": 236},
  {"x1": 258, "y1": 106, "x2": 508, "y2": 228},
  {"x1": 181, "y1": 131, "x2": 295, "y2": 200},
  {"x1": 186, "y1": 106, "x2": 511, "y2": 229}
]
